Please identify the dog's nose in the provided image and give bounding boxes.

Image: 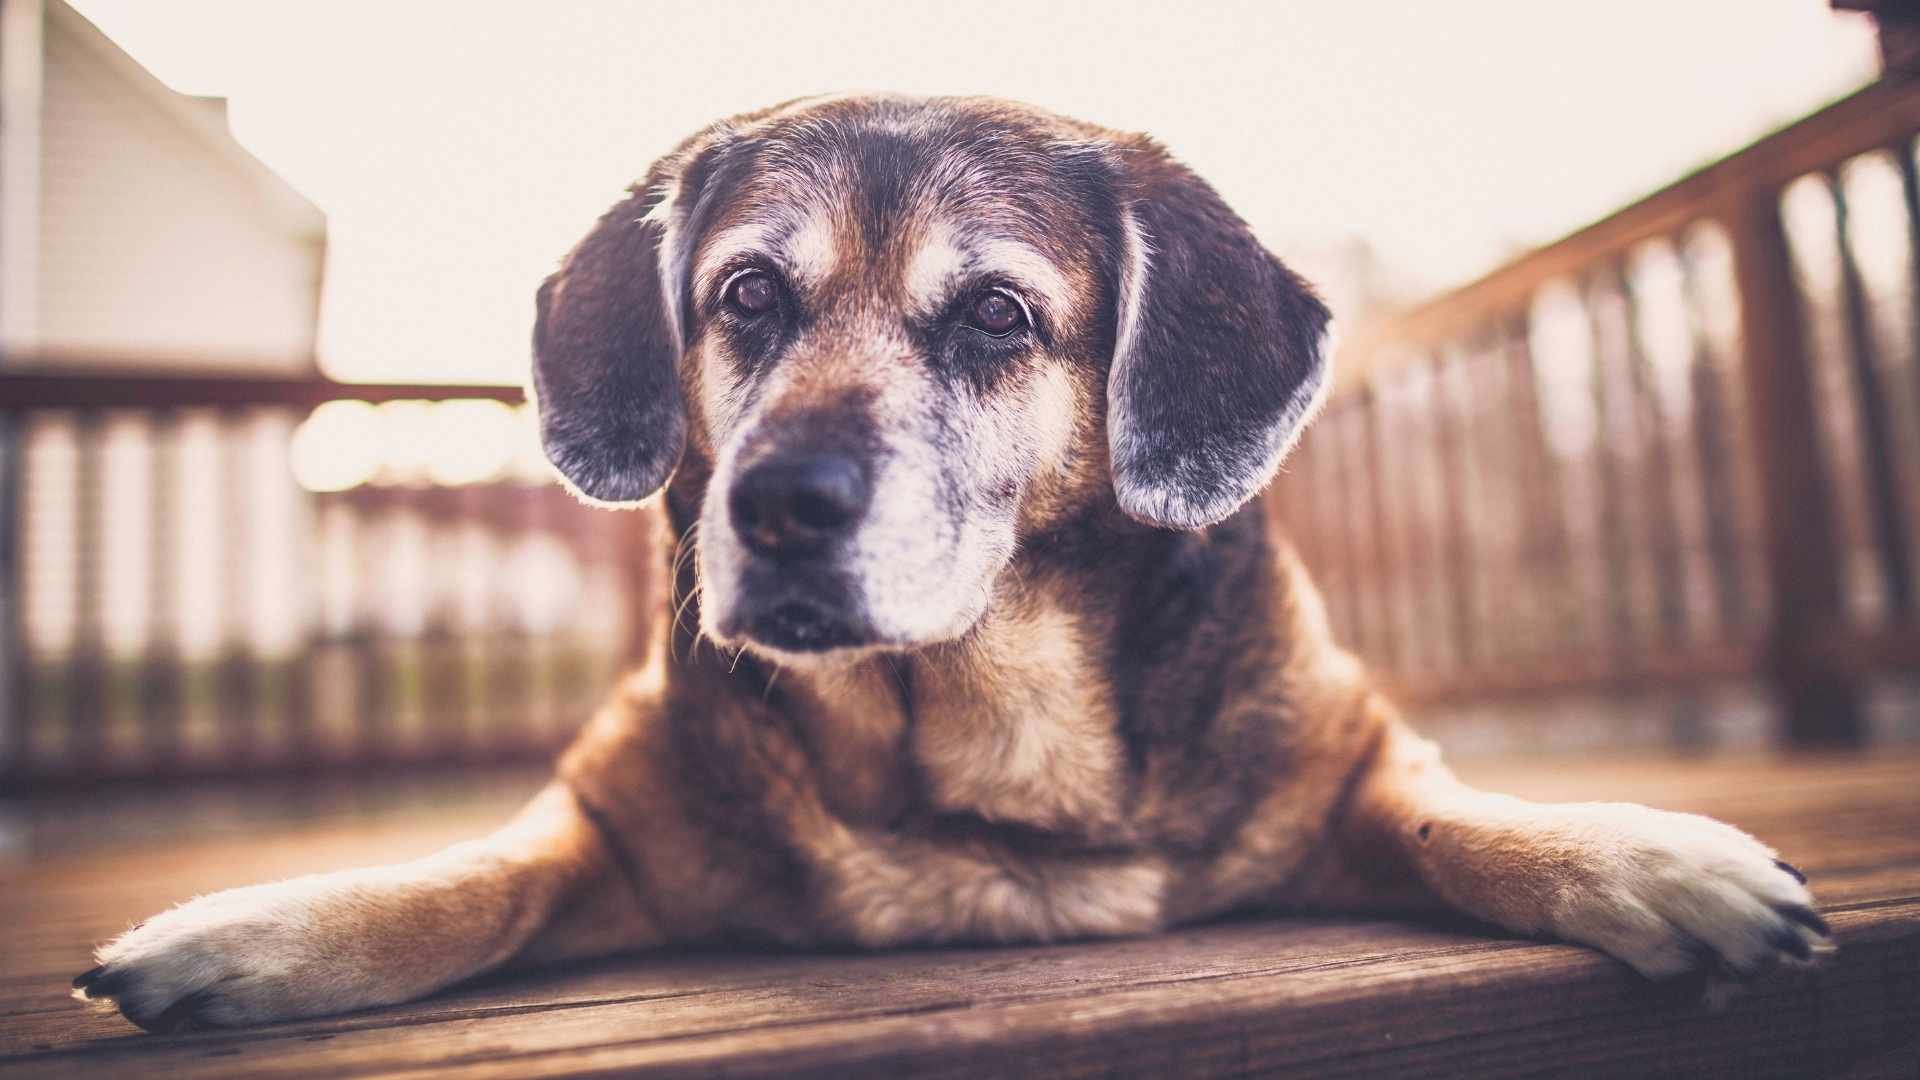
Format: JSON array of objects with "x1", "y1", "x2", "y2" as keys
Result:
[{"x1": 729, "y1": 452, "x2": 870, "y2": 557}]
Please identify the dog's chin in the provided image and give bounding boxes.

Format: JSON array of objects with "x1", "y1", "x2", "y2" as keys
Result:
[
  {"x1": 742, "y1": 598, "x2": 873, "y2": 655},
  {"x1": 710, "y1": 591, "x2": 983, "y2": 671},
  {"x1": 707, "y1": 574, "x2": 887, "y2": 669},
  {"x1": 702, "y1": 548, "x2": 999, "y2": 670},
  {"x1": 724, "y1": 619, "x2": 892, "y2": 672}
]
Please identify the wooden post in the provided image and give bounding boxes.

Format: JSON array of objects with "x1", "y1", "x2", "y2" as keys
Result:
[
  {"x1": 1358, "y1": 387, "x2": 1402, "y2": 673},
  {"x1": 0, "y1": 413, "x2": 26, "y2": 781},
  {"x1": 1679, "y1": 242, "x2": 1755, "y2": 638},
  {"x1": 141, "y1": 411, "x2": 184, "y2": 771},
  {"x1": 1830, "y1": 168, "x2": 1916, "y2": 621},
  {"x1": 1430, "y1": 350, "x2": 1477, "y2": 674},
  {"x1": 1726, "y1": 190, "x2": 1864, "y2": 746},
  {"x1": 1833, "y1": 1, "x2": 1920, "y2": 76},
  {"x1": 67, "y1": 411, "x2": 105, "y2": 775}
]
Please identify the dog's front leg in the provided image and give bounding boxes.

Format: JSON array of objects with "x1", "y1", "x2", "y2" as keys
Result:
[
  {"x1": 73, "y1": 782, "x2": 654, "y2": 1031},
  {"x1": 1311, "y1": 719, "x2": 1832, "y2": 983}
]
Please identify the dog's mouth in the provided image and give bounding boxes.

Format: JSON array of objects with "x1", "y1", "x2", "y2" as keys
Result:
[
  {"x1": 719, "y1": 565, "x2": 877, "y2": 656},
  {"x1": 745, "y1": 596, "x2": 871, "y2": 653}
]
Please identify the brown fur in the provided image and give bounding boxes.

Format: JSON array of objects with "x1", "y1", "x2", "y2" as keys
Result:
[{"x1": 76, "y1": 95, "x2": 1827, "y2": 1033}]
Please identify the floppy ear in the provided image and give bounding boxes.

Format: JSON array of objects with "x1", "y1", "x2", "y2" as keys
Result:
[
  {"x1": 1107, "y1": 153, "x2": 1334, "y2": 530},
  {"x1": 531, "y1": 173, "x2": 690, "y2": 505}
]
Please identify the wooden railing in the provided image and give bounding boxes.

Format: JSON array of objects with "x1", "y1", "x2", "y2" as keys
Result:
[
  {"x1": 1272, "y1": 77, "x2": 1920, "y2": 744},
  {"x1": 6, "y1": 79, "x2": 1917, "y2": 785},
  {"x1": 0, "y1": 371, "x2": 657, "y2": 788}
]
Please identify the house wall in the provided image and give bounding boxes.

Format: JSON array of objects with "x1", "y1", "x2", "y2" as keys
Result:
[{"x1": 31, "y1": 0, "x2": 323, "y2": 372}]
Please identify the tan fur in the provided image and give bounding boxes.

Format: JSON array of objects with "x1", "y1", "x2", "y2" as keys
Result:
[
  {"x1": 77, "y1": 95, "x2": 1827, "y2": 1033},
  {"x1": 911, "y1": 587, "x2": 1127, "y2": 834}
]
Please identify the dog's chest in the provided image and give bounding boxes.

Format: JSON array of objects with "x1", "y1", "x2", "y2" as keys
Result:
[{"x1": 906, "y1": 603, "x2": 1128, "y2": 833}]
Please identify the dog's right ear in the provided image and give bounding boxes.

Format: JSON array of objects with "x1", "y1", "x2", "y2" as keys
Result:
[
  {"x1": 532, "y1": 151, "x2": 711, "y2": 505},
  {"x1": 1104, "y1": 148, "x2": 1333, "y2": 531}
]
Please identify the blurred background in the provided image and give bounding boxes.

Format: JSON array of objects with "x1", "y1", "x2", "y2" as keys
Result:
[{"x1": 0, "y1": 0, "x2": 1915, "y2": 820}]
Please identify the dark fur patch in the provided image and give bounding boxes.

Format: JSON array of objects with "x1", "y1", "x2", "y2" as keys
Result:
[
  {"x1": 1011, "y1": 495, "x2": 1288, "y2": 853},
  {"x1": 1107, "y1": 148, "x2": 1333, "y2": 529},
  {"x1": 531, "y1": 180, "x2": 688, "y2": 504}
]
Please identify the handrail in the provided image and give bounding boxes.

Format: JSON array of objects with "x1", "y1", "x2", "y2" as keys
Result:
[
  {"x1": 1335, "y1": 77, "x2": 1920, "y2": 389},
  {"x1": 1275, "y1": 74, "x2": 1920, "y2": 744},
  {"x1": 0, "y1": 369, "x2": 526, "y2": 408}
]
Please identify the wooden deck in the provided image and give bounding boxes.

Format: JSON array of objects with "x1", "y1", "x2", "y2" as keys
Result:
[{"x1": 2, "y1": 754, "x2": 1917, "y2": 1078}]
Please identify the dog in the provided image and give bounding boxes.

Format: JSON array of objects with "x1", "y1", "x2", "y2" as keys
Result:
[{"x1": 75, "y1": 94, "x2": 1829, "y2": 1032}]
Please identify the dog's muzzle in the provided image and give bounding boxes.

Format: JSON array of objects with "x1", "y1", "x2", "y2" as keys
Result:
[{"x1": 722, "y1": 450, "x2": 876, "y2": 653}]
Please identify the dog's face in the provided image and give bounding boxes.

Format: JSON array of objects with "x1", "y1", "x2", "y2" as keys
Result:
[{"x1": 533, "y1": 96, "x2": 1331, "y2": 665}]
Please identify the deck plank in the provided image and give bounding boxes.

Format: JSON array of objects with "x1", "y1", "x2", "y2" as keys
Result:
[{"x1": 1, "y1": 754, "x2": 1916, "y2": 1078}]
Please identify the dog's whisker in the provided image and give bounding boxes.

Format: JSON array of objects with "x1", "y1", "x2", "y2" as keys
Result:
[
  {"x1": 671, "y1": 584, "x2": 701, "y2": 634},
  {"x1": 670, "y1": 579, "x2": 704, "y2": 662},
  {"x1": 667, "y1": 527, "x2": 702, "y2": 655},
  {"x1": 670, "y1": 523, "x2": 700, "y2": 578}
]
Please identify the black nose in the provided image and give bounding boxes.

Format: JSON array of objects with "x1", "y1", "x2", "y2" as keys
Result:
[{"x1": 729, "y1": 452, "x2": 870, "y2": 557}]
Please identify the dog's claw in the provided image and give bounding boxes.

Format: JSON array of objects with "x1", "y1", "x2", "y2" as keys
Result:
[
  {"x1": 1768, "y1": 923, "x2": 1815, "y2": 962},
  {"x1": 72, "y1": 965, "x2": 106, "y2": 991},
  {"x1": 1774, "y1": 859, "x2": 1808, "y2": 885},
  {"x1": 1778, "y1": 903, "x2": 1831, "y2": 938}
]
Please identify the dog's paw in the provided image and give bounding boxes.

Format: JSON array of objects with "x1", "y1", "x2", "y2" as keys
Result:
[
  {"x1": 1545, "y1": 804, "x2": 1833, "y2": 985},
  {"x1": 72, "y1": 875, "x2": 407, "y2": 1032}
]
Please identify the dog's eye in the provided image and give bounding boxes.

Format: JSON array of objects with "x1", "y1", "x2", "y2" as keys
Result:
[
  {"x1": 968, "y1": 290, "x2": 1025, "y2": 336},
  {"x1": 728, "y1": 272, "x2": 779, "y2": 316}
]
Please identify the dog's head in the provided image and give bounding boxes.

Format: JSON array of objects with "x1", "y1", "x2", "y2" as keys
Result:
[{"x1": 533, "y1": 95, "x2": 1331, "y2": 665}]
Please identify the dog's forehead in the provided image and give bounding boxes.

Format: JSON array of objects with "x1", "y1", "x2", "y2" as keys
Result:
[{"x1": 691, "y1": 98, "x2": 1111, "y2": 313}]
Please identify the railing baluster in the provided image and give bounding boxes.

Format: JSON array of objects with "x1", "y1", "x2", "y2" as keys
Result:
[
  {"x1": 1901, "y1": 139, "x2": 1920, "y2": 493},
  {"x1": 1586, "y1": 274, "x2": 1639, "y2": 657},
  {"x1": 0, "y1": 411, "x2": 24, "y2": 782},
  {"x1": 1358, "y1": 387, "x2": 1401, "y2": 673},
  {"x1": 420, "y1": 486, "x2": 469, "y2": 761},
  {"x1": 1375, "y1": 382, "x2": 1417, "y2": 672},
  {"x1": 216, "y1": 409, "x2": 256, "y2": 770},
  {"x1": 1619, "y1": 261, "x2": 1694, "y2": 644},
  {"x1": 1330, "y1": 402, "x2": 1369, "y2": 656},
  {"x1": 458, "y1": 483, "x2": 489, "y2": 758},
  {"x1": 141, "y1": 411, "x2": 183, "y2": 772},
  {"x1": 1310, "y1": 408, "x2": 1355, "y2": 649},
  {"x1": 491, "y1": 484, "x2": 537, "y2": 753},
  {"x1": 1504, "y1": 321, "x2": 1559, "y2": 662},
  {"x1": 283, "y1": 419, "x2": 317, "y2": 770},
  {"x1": 68, "y1": 410, "x2": 105, "y2": 778},
  {"x1": 1457, "y1": 339, "x2": 1505, "y2": 667},
  {"x1": 1731, "y1": 188, "x2": 1862, "y2": 744},
  {"x1": 533, "y1": 486, "x2": 566, "y2": 743},
  {"x1": 352, "y1": 488, "x2": 390, "y2": 764},
  {"x1": 1680, "y1": 236, "x2": 1755, "y2": 640},
  {"x1": 1431, "y1": 349, "x2": 1477, "y2": 674},
  {"x1": 1394, "y1": 369, "x2": 1439, "y2": 674},
  {"x1": 1832, "y1": 164, "x2": 1916, "y2": 622}
]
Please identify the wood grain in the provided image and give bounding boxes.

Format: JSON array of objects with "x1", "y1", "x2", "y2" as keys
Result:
[{"x1": 1, "y1": 754, "x2": 1915, "y2": 1078}]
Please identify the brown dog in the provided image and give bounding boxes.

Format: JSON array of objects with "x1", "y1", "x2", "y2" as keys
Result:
[{"x1": 76, "y1": 95, "x2": 1828, "y2": 1032}]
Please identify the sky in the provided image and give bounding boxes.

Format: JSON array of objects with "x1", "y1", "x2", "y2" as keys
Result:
[{"x1": 69, "y1": 1, "x2": 1881, "y2": 385}]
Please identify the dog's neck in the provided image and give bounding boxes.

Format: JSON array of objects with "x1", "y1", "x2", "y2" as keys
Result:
[{"x1": 662, "y1": 469, "x2": 1275, "y2": 839}]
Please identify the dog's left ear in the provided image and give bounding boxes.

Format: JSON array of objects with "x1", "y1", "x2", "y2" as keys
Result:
[
  {"x1": 531, "y1": 177, "x2": 687, "y2": 506},
  {"x1": 532, "y1": 124, "x2": 742, "y2": 505},
  {"x1": 1106, "y1": 152, "x2": 1333, "y2": 530}
]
